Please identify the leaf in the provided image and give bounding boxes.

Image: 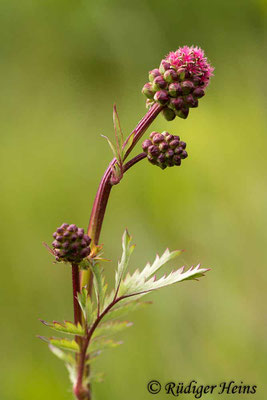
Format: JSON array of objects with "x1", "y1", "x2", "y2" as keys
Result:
[
  {"x1": 66, "y1": 363, "x2": 77, "y2": 385},
  {"x1": 138, "y1": 248, "x2": 182, "y2": 280},
  {"x1": 118, "y1": 246, "x2": 210, "y2": 297},
  {"x1": 92, "y1": 320, "x2": 133, "y2": 341},
  {"x1": 122, "y1": 131, "x2": 135, "y2": 160},
  {"x1": 115, "y1": 230, "x2": 135, "y2": 295},
  {"x1": 40, "y1": 320, "x2": 85, "y2": 336},
  {"x1": 101, "y1": 135, "x2": 118, "y2": 161},
  {"x1": 91, "y1": 263, "x2": 108, "y2": 315},
  {"x1": 49, "y1": 345, "x2": 75, "y2": 365},
  {"x1": 48, "y1": 345, "x2": 77, "y2": 384},
  {"x1": 38, "y1": 336, "x2": 79, "y2": 352},
  {"x1": 88, "y1": 338, "x2": 123, "y2": 355},
  {"x1": 113, "y1": 104, "x2": 123, "y2": 163},
  {"x1": 77, "y1": 287, "x2": 96, "y2": 327},
  {"x1": 101, "y1": 299, "x2": 151, "y2": 323}
]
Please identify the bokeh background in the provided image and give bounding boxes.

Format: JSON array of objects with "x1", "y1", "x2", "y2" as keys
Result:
[{"x1": 0, "y1": 0, "x2": 266, "y2": 399}]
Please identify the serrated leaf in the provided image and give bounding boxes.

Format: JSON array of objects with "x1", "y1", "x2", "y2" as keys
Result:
[
  {"x1": 118, "y1": 246, "x2": 209, "y2": 297},
  {"x1": 92, "y1": 320, "x2": 133, "y2": 341},
  {"x1": 77, "y1": 287, "x2": 96, "y2": 327},
  {"x1": 138, "y1": 248, "x2": 182, "y2": 280},
  {"x1": 88, "y1": 338, "x2": 123, "y2": 355},
  {"x1": 39, "y1": 336, "x2": 79, "y2": 352},
  {"x1": 101, "y1": 299, "x2": 151, "y2": 323},
  {"x1": 115, "y1": 230, "x2": 135, "y2": 295},
  {"x1": 117, "y1": 248, "x2": 180, "y2": 297},
  {"x1": 91, "y1": 264, "x2": 108, "y2": 315},
  {"x1": 41, "y1": 320, "x2": 85, "y2": 336}
]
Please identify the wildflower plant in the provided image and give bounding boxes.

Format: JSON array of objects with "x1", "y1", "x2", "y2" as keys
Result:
[{"x1": 40, "y1": 46, "x2": 214, "y2": 400}]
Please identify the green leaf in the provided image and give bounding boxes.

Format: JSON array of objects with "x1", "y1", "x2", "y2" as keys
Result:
[
  {"x1": 92, "y1": 320, "x2": 133, "y2": 341},
  {"x1": 39, "y1": 336, "x2": 79, "y2": 352},
  {"x1": 77, "y1": 287, "x2": 96, "y2": 327},
  {"x1": 101, "y1": 299, "x2": 151, "y2": 323},
  {"x1": 66, "y1": 363, "x2": 77, "y2": 385},
  {"x1": 113, "y1": 104, "x2": 123, "y2": 161},
  {"x1": 88, "y1": 338, "x2": 123, "y2": 355},
  {"x1": 115, "y1": 230, "x2": 135, "y2": 295},
  {"x1": 91, "y1": 263, "x2": 108, "y2": 315},
  {"x1": 40, "y1": 320, "x2": 85, "y2": 336},
  {"x1": 118, "y1": 246, "x2": 210, "y2": 297},
  {"x1": 48, "y1": 345, "x2": 77, "y2": 384},
  {"x1": 49, "y1": 345, "x2": 75, "y2": 365},
  {"x1": 101, "y1": 134, "x2": 118, "y2": 160},
  {"x1": 138, "y1": 248, "x2": 182, "y2": 280},
  {"x1": 122, "y1": 131, "x2": 135, "y2": 160}
]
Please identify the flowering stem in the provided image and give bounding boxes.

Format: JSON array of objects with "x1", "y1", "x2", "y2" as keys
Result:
[
  {"x1": 76, "y1": 104, "x2": 162, "y2": 398},
  {"x1": 86, "y1": 103, "x2": 162, "y2": 249},
  {"x1": 74, "y1": 294, "x2": 125, "y2": 400},
  {"x1": 72, "y1": 263, "x2": 81, "y2": 326},
  {"x1": 123, "y1": 153, "x2": 146, "y2": 173}
]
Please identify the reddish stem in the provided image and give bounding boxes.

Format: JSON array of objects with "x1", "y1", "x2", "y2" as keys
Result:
[
  {"x1": 87, "y1": 103, "x2": 162, "y2": 246},
  {"x1": 72, "y1": 264, "x2": 81, "y2": 325},
  {"x1": 74, "y1": 295, "x2": 123, "y2": 399},
  {"x1": 123, "y1": 153, "x2": 146, "y2": 173},
  {"x1": 76, "y1": 103, "x2": 162, "y2": 399}
]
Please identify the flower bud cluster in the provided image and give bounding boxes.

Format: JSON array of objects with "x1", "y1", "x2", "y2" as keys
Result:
[
  {"x1": 142, "y1": 131, "x2": 188, "y2": 169},
  {"x1": 52, "y1": 223, "x2": 91, "y2": 263},
  {"x1": 142, "y1": 46, "x2": 214, "y2": 120}
]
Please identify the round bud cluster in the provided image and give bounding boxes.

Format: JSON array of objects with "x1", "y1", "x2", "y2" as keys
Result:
[
  {"x1": 142, "y1": 46, "x2": 214, "y2": 121},
  {"x1": 52, "y1": 223, "x2": 91, "y2": 263},
  {"x1": 142, "y1": 131, "x2": 188, "y2": 170}
]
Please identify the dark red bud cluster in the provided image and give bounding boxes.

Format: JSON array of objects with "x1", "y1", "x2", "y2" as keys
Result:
[
  {"x1": 52, "y1": 223, "x2": 91, "y2": 263},
  {"x1": 142, "y1": 131, "x2": 188, "y2": 169}
]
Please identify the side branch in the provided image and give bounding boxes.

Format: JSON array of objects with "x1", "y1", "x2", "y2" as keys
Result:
[{"x1": 87, "y1": 103, "x2": 162, "y2": 248}]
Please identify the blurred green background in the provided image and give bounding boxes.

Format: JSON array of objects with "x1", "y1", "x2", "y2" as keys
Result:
[{"x1": 0, "y1": 0, "x2": 266, "y2": 399}]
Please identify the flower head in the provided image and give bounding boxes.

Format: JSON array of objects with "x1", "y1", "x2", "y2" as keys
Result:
[
  {"x1": 52, "y1": 223, "x2": 91, "y2": 263},
  {"x1": 142, "y1": 45, "x2": 214, "y2": 120},
  {"x1": 166, "y1": 46, "x2": 214, "y2": 89},
  {"x1": 142, "y1": 131, "x2": 188, "y2": 169}
]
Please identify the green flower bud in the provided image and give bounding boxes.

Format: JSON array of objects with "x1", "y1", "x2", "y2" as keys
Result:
[
  {"x1": 154, "y1": 90, "x2": 169, "y2": 106},
  {"x1": 162, "y1": 107, "x2": 176, "y2": 121},
  {"x1": 152, "y1": 76, "x2": 168, "y2": 91},
  {"x1": 149, "y1": 68, "x2": 161, "y2": 82},
  {"x1": 159, "y1": 60, "x2": 171, "y2": 74},
  {"x1": 168, "y1": 82, "x2": 183, "y2": 97},
  {"x1": 176, "y1": 107, "x2": 189, "y2": 119},
  {"x1": 181, "y1": 80, "x2": 195, "y2": 94},
  {"x1": 142, "y1": 82, "x2": 155, "y2": 99},
  {"x1": 163, "y1": 69, "x2": 178, "y2": 83},
  {"x1": 185, "y1": 94, "x2": 198, "y2": 108},
  {"x1": 169, "y1": 97, "x2": 184, "y2": 111},
  {"x1": 193, "y1": 87, "x2": 205, "y2": 98}
]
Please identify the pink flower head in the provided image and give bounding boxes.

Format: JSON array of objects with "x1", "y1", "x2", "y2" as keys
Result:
[
  {"x1": 142, "y1": 45, "x2": 214, "y2": 120},
  {"x1": 166, "y1": 46, "x2": 214, "y2": 88}
]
